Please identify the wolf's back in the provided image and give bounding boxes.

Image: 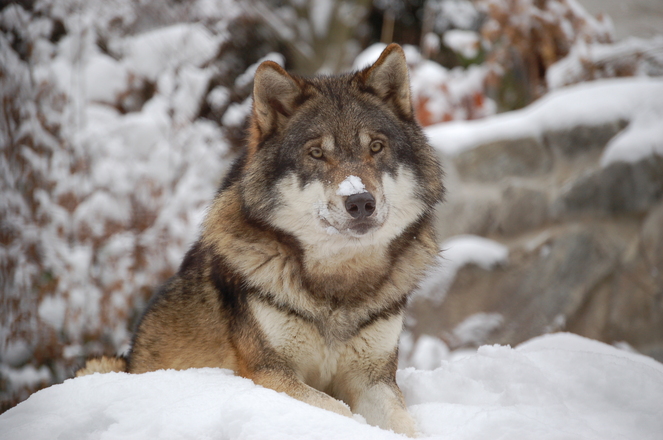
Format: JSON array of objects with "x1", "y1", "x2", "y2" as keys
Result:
[{"x1": 76, "y1": 356, "x2": 127, "y2": 376}]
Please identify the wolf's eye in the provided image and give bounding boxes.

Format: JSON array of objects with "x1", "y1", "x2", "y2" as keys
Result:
[
  {"x1": 370, "y1": 141, "x2": 384, "y2": 154},
  {"x1": 310, "y1": 147, "x2": 324, "y2": 159}
]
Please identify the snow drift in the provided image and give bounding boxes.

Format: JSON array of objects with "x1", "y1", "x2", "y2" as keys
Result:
[{"x1": 1, "y1": 333, "x2": 661, "y2": 440}]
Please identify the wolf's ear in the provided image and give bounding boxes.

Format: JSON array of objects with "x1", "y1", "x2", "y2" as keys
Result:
[
  {"x1": 252, "y1": 61, "x2": 303, "y2": 138},
  {"x1": 360, "y1": 44, "x2": 413, "y2": 119}
]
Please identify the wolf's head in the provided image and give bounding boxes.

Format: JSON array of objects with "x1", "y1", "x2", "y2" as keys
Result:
[{"x1": 228, "y1": 44, "x2": 444, "y2": 253}]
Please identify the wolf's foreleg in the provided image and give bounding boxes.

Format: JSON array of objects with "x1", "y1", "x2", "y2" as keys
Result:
[
  {"x1": 250, "y1": 369, "x2": 353, "y2": 418},
  {"x1": 335, "y1": 314, "x2": 417, "y2": 436}
]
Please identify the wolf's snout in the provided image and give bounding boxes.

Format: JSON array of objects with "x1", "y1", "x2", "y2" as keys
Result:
[{"x1": 345, "y1": 192, "x2": 376, "y2": 219}]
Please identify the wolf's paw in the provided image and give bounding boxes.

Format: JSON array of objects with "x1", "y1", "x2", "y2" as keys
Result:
[
  {"x1": 388, "y1": 408, "x2": 417, "y2": 438},
  {"x1": 311, "y1": 394, "x2": 353, "y2": 418}
]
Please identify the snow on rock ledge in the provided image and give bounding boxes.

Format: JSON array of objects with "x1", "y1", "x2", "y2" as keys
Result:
[
  {"x1": 1, "y1": 334, "x2": 661, "y2": 440},
  {"x1": 425, "y1": 77, "x2": 663, "y2": 166},
  {"x1": 415, "y1": 235, "x2": 508, "y2": 303}
]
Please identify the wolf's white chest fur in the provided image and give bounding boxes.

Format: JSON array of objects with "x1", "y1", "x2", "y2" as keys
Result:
[{"x1": 250, "y1": 298, "x2": 403, "y2": 392}]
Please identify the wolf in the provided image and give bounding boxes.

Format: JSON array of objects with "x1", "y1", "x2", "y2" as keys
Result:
[{"x1": 78, "y1": 43, "x2": 444, "y2": 436}]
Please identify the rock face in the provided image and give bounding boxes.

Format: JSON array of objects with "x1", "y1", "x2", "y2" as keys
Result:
[
  {"x1": 455, "y1": 137, "x2": 552, "y2": 182},
  {"x1": 414, "y1": 121, "x2": 663, "y2": 361},
  {"x1": 552, "y1": 156, "x2": 663, "y2": 218},
  {"x1": 543, "y1": 120, "x2": 628, "y2": 157}
]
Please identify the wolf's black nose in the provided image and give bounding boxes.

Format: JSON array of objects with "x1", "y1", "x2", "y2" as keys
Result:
[{"x1": 345, "y1": 192, "x2": 376, "y2": 219}]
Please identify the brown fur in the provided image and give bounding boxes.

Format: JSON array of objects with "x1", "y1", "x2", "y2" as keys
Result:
[
  {"x1": 78, "y1": 44, "x2": 444, "y2": 436},
  {"x1": 75, "y1": 356, "x2": 127, "y2": 376}
]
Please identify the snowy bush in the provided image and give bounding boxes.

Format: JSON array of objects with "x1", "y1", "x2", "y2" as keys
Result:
[
  {"x1": 0, "y1": 0, "x2": 244, "y2": 409},
  {"x1": 547, "y1": 35, "x2": 663, "y2": 89},
  {"x1": 477, "y1": 0, "x2": 614, "y2": 109}
]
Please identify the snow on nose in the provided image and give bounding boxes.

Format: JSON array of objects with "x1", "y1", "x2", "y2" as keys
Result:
[{"x1": 336, "y1": 175, "x2": 365, "y2": 196}]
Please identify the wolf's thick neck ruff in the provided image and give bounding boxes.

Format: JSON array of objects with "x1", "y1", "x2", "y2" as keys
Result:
[
  {"x1": 202, "y1": 180, "x2": 438, "y2": 333},
  {"x1": 79, "y1": 44, "x2": 444, "y2": 437}
]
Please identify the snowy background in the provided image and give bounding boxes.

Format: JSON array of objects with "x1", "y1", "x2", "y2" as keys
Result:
[{"x1": 1, "y1": 0, "x2": 663, "y2": 437}]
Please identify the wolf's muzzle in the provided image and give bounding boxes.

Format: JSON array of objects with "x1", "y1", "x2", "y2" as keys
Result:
[{"x1": 345, "y1": 192, "x2": 376, "y2": 219}]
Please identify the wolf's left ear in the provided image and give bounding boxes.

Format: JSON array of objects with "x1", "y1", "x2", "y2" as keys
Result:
[
  {"x1": 360, "y1": 44, "x2": 413, "y2": 119},
  {"x1": 252, "y1": 61, "x2": 304, "y2": 138}
]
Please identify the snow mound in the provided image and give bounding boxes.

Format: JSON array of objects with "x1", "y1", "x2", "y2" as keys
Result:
[
  {"x1": 398, "y1": 333, "x2": 663, "y2": 440},
  {"x1": 4, "y1": 334, "x2": 659, "y2": 439}
]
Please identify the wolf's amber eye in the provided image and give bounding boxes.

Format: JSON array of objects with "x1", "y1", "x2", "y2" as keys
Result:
[
  {"x1": 310, "y1": 147, "x2": 324, "y2": 159},
  {"x1": 370, "y1": 141, "x2": 384, "y2": 154}
]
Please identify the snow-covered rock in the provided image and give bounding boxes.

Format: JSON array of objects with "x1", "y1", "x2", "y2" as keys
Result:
[
  {"x1": 417, "y1": 77, "x2": 663, "y2": 360},
  {"x1": 425, "y1": 77, "x2": 663, "y2": 162},
  {"x1": 414, "y1": 235, "x2": 508, "y2": 303}
]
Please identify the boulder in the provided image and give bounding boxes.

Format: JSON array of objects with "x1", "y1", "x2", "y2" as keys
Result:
[
  {"x1": 552, "y1": 155, "x2": 663, "y2": 218},
  {"x1": 641, "y1": 201, "x2": 663, "y2": 275},
  {"x1": 491, "y1": 226, "x2": 622, "y2": 345},
  {"x1": 418, "y1": 115, "x2": 663, "y2": 362},
  {"x1": 409, "y1": 225, "x2": 622, "y2": 348},
  {"x1": 543, "y1": 120, "x2": 628, "y2": 157},
  {"x1": 454, "y1": 137, "x2": 552, "y2": 182},
  {"x1": 495, "y1": 184, "x2": 548, "y2": 236},
  {"x1": 434, "y1": 189, "x2": 500, "y2": 240}
]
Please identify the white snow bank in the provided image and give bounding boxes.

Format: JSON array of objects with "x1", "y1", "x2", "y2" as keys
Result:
[
  {"x1": 1, "y1": 333, "x2": 661, "y2": 440},
  {"x1": 415, "y1": 235, "x2": 508, "y2": 302},
  {"x1": 518, "y1": 332, "x2": 663, "y2": 372},
  {"x1": 425, "y1": 77, "x2": 663, "y2": 165},
  {"x1": 398, "y1": 333, "x2": 663, "y2": 440}
]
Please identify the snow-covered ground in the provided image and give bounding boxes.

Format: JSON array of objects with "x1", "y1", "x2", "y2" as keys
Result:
[{"x1": 1, "y1": 333, "x2": 661, "y2": 440}]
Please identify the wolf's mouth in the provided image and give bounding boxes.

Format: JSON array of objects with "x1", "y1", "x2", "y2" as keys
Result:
[
  {"x1": 318, "y1": 216, "x2": 379, "y2": 237},
  {"x1": 346, "y1": 220, "x2": 375, "y2": 235}
]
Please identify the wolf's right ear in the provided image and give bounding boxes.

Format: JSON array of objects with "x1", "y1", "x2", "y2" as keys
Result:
[
  {"x1": 359, "y1": 44, "x2": 413, "y2": 120},
  {"x1": 252, "y1": 61, "x2": 304, "y2": 139}
]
